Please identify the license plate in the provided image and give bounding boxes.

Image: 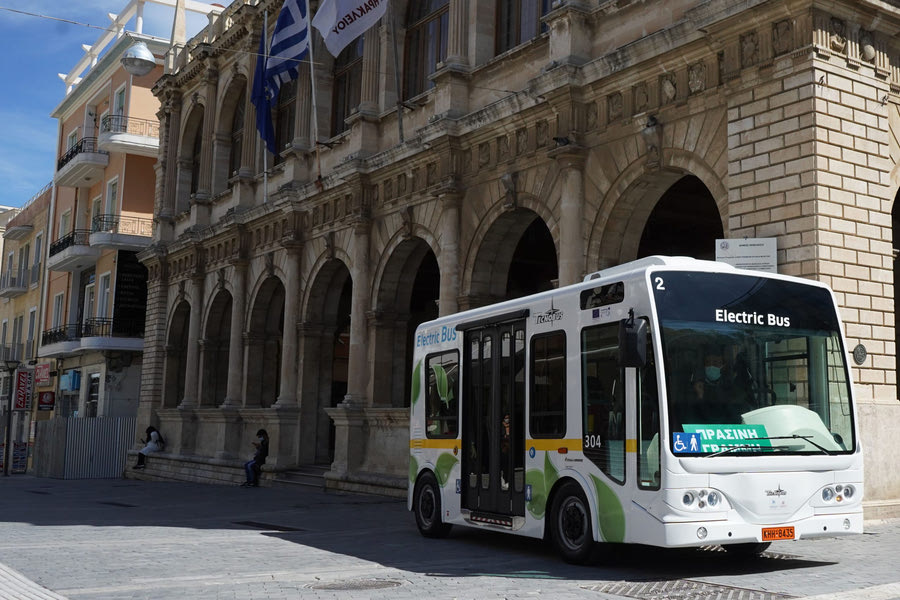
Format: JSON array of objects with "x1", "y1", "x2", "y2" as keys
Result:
[{"x1": 761, "y1": 526, "x2": 795, "y2": 541}]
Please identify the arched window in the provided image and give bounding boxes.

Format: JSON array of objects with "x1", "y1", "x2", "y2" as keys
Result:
[
  {"x1": 332, "y1": 37, "x2": 363, "y2": 137},
  {"x1": 496, "y1": 0, "x2": 550, "y2": 55},
  {"x1": 404, "y1": 0, "x2": 449, "y2": 99},
  {"x1": 273, "y1": 79, "x2": 296, "y2": 165},
  {"x1": 189, "y1": 108, "x2": 204, "y2": 196},
  {"x1": 228, "y1": 88, "x2": 245, "y2": 183}
]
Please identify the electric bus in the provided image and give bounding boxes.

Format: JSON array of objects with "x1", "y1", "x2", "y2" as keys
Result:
[{"x1": 408, "y1": 256, "x2": 863, "y2": 563}]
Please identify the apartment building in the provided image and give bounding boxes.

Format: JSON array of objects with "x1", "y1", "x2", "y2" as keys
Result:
[
  {"x1": 130, "y1": 0, "x2": 900, "y2": 517},
  {"x1": 0, "y1": 186, "x2": 50, "y2": 473},
  {"x1": 40, "y1": 1, "x2": 222, "y2": 422}
]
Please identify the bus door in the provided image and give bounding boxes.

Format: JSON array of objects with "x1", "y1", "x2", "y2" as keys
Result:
[{"x1": 461, "y1": 317, "x2": 526, "y2": 519}]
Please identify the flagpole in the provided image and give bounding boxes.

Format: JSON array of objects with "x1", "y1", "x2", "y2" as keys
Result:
[
  {"x1": 388, "y1": 0, "x2": 404, "y2": 144},
  {"x1": 307, "y1": 0, "x2": 322, "y2": 185},
  {"x1": 262, "y1": 9, "x2": 269, "y2": 204}
]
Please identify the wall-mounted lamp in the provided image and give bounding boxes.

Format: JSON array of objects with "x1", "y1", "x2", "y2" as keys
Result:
[{"x1": 120, "y1": 41, "x2": 156, "y2": 76}]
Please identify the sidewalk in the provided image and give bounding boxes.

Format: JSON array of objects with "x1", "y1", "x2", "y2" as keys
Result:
[{"x1": 1, "y1": 476, "x2": 898, "y2": 599}]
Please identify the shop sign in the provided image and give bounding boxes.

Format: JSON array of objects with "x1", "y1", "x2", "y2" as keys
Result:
[
  {"x1": 14, "y1": 370, "x2": 33, "y2": 411},
  {"x1": 38, "y1": 391, "x2": 55, "y2": 411},
  {"x1": 35, "y1": 363, "x2": 51, "y2": 386}
]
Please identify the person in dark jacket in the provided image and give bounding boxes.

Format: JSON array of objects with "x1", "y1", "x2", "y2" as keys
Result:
[{"x1": 241, "y1": 429, "x2": 268, "y2": 487}]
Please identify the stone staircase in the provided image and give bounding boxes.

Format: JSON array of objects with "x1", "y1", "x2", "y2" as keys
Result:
[{"x1": 271, "y1": 464, "x2": 329, "y2": 490}]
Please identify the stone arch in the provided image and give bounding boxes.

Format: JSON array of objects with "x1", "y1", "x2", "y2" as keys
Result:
[
  {"x1": 245, "y1": 276, "x2": 285, "y2": 408},
  {"x1": 213, "y1": 73, "x2": 248, "y2": 193},
  {"x1": 176, "y1": 104, "x2": 205, "y2": 214},
  {"x1": 372, "y1": 233, "x2": 440, "y2": 407},
  {"x1": 163, "y1": 300, "x2": 191, "y2": 408},
  {"x1": 463, "y1": 204, "x2": 558, "y2": 306},
  {"x1": 588, "y1": 148, "x2": 728, "y2": 269},
  {"x1": 201, "y1": 289, "x2": 232, "y2": 407},
  {"x1": 299, "y1": 256, "x2": 352, "y2": 464}
]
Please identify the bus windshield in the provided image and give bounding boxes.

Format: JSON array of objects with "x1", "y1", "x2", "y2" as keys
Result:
[{"x1": 652, "y1": 270, "x2": 855, "y2": 456}]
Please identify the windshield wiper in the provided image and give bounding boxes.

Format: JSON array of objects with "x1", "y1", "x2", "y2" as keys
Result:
[{"x1": 704, "y1": 435, "x2": 835, "y2": 457}]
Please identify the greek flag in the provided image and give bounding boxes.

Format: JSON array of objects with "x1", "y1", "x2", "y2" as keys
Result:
[
  {"x1": 265, "y1": 0, "x2": 310, "y2": 96},
  {"x1": 252, "y1": 0, "x2": 310, "y2": 154}
]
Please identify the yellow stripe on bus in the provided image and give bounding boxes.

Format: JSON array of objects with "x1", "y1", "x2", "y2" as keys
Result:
[
  {"x1": 409, "y1": 439, "x2": 460, "y2": 450},
  {"x1": 626, "y1": 439, "x2": 638, "y2": 453},
  {"x1": 527, "y1": 439, "x2": 583, "y2": 452}
]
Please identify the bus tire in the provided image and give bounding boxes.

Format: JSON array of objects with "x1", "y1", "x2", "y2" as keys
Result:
[
  {"x1": 413, "y1": 472, "x2": 452, "y2": 538},
  {"x1": 550, "y1": 481, "x2": 595, "y2": 564},
  {"x1": 723, "y1": 542, "x2": 771, "y2": 556}
]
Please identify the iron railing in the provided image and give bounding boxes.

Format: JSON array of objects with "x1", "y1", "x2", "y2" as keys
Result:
[
  {"x1": 0, "y1": 268, "x2": 29, "y2": 290},
  {"x1": 91, "y1": 214, "x2": 153, "y2": 237},
  {"x1": 100, "y1": 114, "x2": 160, "y2": 139},
  {"x1": 57, "y1": 137, "x2": 107, "y2": 170},
  {"x1": 48, "y1": 230, "x2": 91, "y2": 258},
  {"x1": 42, "y1": 318, "x2": 144, "y2": 345}
]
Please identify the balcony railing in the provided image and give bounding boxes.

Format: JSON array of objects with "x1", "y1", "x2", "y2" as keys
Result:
[
  {"x1": 0, "y1": 343, "x2": 25, "y2": 362},
  {"x1": 49, "y1": 230, "x2": 91, "y2": 258},
  {"x1": 91, "y1": 214, "x2": 153, "y2": 237},
  {"x1": 0, "y1": 267, "x2": 29, "y2": 290},
  {"x1": 57, "y1": 137, "x2": 107, "y2": 170},
  {"x1": 42, "y1": 323, "x2": 82, "y2": 345},
  {"x1": 42, "y1": 318, "x2": 145, "y2": 346},
  {"x1": 100, "y1": 114, "x2": 160, "y2": 139}
]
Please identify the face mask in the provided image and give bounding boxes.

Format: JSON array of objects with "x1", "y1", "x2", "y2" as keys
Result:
[{"x1": 705, "y1": 366, "x2": 721, "y2": 382}]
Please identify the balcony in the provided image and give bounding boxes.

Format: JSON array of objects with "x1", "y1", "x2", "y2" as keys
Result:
[
  {"x1": 98, "y1": 115, "x2": 160, "y2": 158},
  {"x1": 0, "y1": 267, "x2": 30, "y2": 298},
  {"x1": 55, "y1": 137, "x2": 109, "y2": 188},
  {"x1": 3, "y1": 224, "x2": 33, "y2": 241},
  {"x1": 47, "y1": 230, "x2": 100, "y2": 272},
  {"x1": 90, "y1": 214, "x2": 153, "y2": 251},
  {"x1": 0, "y1": 343, "x2": 25, "y2": 362},
  {"x1": 39, "y1": 319, "x2": 144, "y2": 358}
]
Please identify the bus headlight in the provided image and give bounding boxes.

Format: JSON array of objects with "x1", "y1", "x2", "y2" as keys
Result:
[
  {"x1": 822, "y1": 487, "x2": 835, "y2": 502},
  {"x1": 843, "y1": 485, "x2": 855, "y2": 499},
  {"x1": 673, "y1": 489, "x2": 728, "y2": 512},
  {"x1": 707, "y1": 491, "x2": 720, "y2": 507},
  {"x1": 683, "y1": 492, "x2": 695, "y2": 506}
]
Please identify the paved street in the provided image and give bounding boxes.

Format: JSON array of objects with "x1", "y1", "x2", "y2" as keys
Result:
[{"x1": 0, "y1": 476, "x2": 898, "y2": 599}]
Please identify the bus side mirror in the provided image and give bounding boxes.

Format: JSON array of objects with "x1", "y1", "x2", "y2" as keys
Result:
[{"x1": 619, "y1": 318, "x2": 647, "y2": 368}]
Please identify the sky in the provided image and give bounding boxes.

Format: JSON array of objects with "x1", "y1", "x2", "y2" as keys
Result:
[{"x1": 0, "y1": 0, "x2": 213, "y2": 209}]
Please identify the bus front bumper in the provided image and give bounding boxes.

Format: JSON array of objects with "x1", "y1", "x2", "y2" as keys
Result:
[{"x1": 656, "y1": 511, "x2": 864, "y2": 548}]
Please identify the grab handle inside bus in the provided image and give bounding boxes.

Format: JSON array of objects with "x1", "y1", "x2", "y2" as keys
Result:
[{"x1": 618, "y1": 310, "x2": 647, "y2": 368}]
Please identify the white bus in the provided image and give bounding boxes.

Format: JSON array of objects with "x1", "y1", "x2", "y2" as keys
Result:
[{"x1": 408, "y1": 256, "x2": 863, "y2": 563}]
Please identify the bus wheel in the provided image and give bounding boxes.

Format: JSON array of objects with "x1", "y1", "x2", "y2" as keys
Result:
[
  {"x1": 414, "y1": 472, "x2": 452, "y2": 538},
  {"x1": 723, "y1": 542, "x2": 771, "y2": 557},
  {"x1": 550, "y1": 482, "x2": 595, "y2": 564}
]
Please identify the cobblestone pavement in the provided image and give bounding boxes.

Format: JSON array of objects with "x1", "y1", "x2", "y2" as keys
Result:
[{"x1": 0, "y1": 476, "x2": 898, "y2": 599}]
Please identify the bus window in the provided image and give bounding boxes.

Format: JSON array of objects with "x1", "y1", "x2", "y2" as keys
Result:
[
  {"x1": 581, "y1": 324, "x2": 625, "y2": 483},
  {"x1": 425, "y1": 351, "x2": 459, "y2": 438},
  {"x1": 530, "y1": 331, "x2": 566, "y2": 438}
]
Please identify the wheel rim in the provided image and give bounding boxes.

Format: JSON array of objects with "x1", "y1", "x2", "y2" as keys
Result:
[
  {"x1": 558, "y1": 496, "x2": 588, "y2": 551},
  {"x1": 419, "y1": 486, "x2": 437, "y2": 526}
]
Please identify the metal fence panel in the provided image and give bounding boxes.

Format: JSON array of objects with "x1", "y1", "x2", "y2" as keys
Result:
[{"x1": 34, "y1": 417, "x2": 135, "y2": 479}]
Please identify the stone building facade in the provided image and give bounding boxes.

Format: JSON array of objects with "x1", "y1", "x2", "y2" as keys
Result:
[{"x1": 139, "y1": 0, "x2": 900, "y2": 514}]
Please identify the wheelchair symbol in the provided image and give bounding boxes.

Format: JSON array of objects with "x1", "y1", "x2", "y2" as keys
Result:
[{"x1": 674, "y1": 436, "x2": 688, "y2": 452}]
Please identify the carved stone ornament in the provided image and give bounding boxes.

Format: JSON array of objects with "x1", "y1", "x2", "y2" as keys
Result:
[
  {"x1": 860, "y1": 30, "x2": 876, "y2": 63},
  {"x1": 497, "y1": 135, "x2": 510, "y2": 162},
  {"x1": 773, "y1": 20, "x2": 793, "y2": 56},
  {"x1": 608, "y1": 93, "x2": 623, "y2": 122},
  {"x1": 741, "y1": 32, "x2": 758, "y2": 68},
  {"x1": 536, "y1": 120, "x2": 549, "y2": 146},
  {"x1": 661, "y1": 76, "x2": 676, "y2": 103},
  {"x1": 634, "y1": 84, "x2": 649, "y2": 113},
  {"x1": 516, "y1": 128, "x2": 528, "y2": 154},
  {"x1": 830, "y1": 18, "x2": 846, "y2": 54},
  {"x1": 479, "y1": 142, "x2": 491, "y2": 167},
  {"x1": 688, "y1": 63, "x2": 706, "y2": 94},
  {"x1": 586, "y1": 102, "x2": 599, "y2": 130}
]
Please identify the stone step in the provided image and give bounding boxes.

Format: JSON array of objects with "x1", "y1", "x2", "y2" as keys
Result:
[{"x1": 271, "y1": 465, "x2": 329, "y2": 490}]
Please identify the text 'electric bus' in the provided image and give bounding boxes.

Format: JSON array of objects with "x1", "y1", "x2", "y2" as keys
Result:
[{"x1": 408, "y1": 256, "x2": 863, "y2": 563}]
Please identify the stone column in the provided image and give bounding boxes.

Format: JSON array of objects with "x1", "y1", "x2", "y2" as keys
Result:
[
  {"x1": 180, "y1": 274, "x2": 204, "y2": 408},
  {"x1": 222, "y1": 260, "x2": 247, "y2": 407},
  {"x1": 341, "y1": 219, "x2": 372, "y2": 407},
  {"x1": 438, "y1": 191, "x2": 461, "y2": 316},
  {"x1": 553, "y1": 147, "x2": 586, "y2": 286},
  {"x1": 164, "y1": 93, "x2": 183, "y2": 218},
  {"x1": 294, "y1": 60, "x2": 312, "y2": 148},
  {"x1": 446, "y1": 0, "x2": 468, "y2": 66},
  {"x1": 275, "y1": 244, "x2": 302, "y2": 406}
]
